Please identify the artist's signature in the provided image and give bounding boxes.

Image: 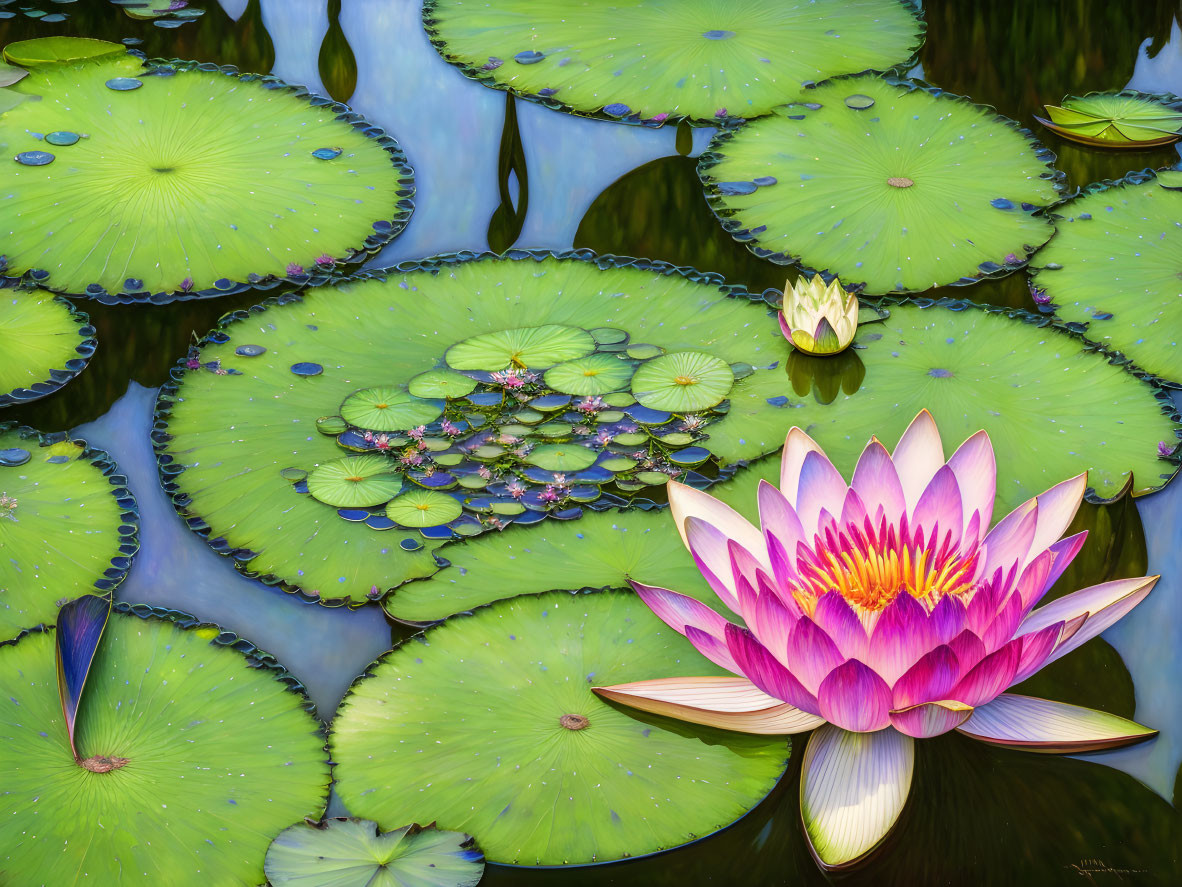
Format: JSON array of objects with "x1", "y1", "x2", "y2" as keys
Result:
[{"x1": 1066, "y1": 858, "x2": 1149, "y2": 883}]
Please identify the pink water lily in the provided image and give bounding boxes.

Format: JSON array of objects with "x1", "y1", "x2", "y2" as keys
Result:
[{"x1": 594, "y1": 410, "x2": 1158, "y2": 870}]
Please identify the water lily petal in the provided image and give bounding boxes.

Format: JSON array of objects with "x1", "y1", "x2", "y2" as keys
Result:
[
  {"x1": 1010, "y1": 621, "x2": 1064, "y2": 684},
  {"x1": 812, "y1": 591, "x2": 869, "y2": 662},
  {"x1": 928, "y1": 594, "x2": 967, "y2": 644},
  {"x1": 630, "y1": 579, "x2": 732, "y2": 640},
  {"x1": 980, "y1": 499, "x2": 1039, "y2": 577},
  {"x1": 839, "y1": 486, "x2": 870, "y2": 529},
  {"x1": 592, "y1": 676, "x2": 825, "y2": 735},
  {"x1": 668, "y1": 480, "x2": 766, "y2": 568},
  {"x1": 795, "y1": 450, "x2": 849, "y2": 537},
  {"x1": 753, "y1": 584, "x2": 796, "y2": 668},
  {"x1": 957, "y1": 694, "x2": 1157, "y2": 752},
  {"x1": 1030, "y1": 473, "x2": 1087, "y2": 555},
  {"x1": 948, "y1": 641, "x2": 1020, "y2": 707},
  {"x1": 726, "y1": 624, "x2": 820, "y2": 714},
  {"x1": 684, "y1": 516, "x2": 743, "y2": 613},
  {"x1": 786, "y1": 617, "x2": 845, "y2": 693},
  {"x1": 867, "y1": 593, "x2": 936, "y2": 684},
  {"x1": 891, "y1": 644, "x2": 960, "y2": 708},
  {"x1": 1018, "y1": 575, "x2": 1159, "y2": 663},
  {"x1": 817, "y1": 660, "x2": 893, "y2": 732},
  {"x1": 1011, "y1": 548, "x2": 1056, "y2": 615},
  {"x1": 850, "y1": 439, "x2": 906, "y2": 525},
  {"x1": 685, "y1": 625, "x2": 741, "y2": 673},
  {"x1": 799, "y1": 725, "x2": 914, "y2": 870},
  {"x1": 1038, "y1": 531, "x2": 1088, "y2": 607},
  {"x1": 948, "y1": 628, "x2": 986, "y2": 675},
  {"x1": 891, "y1": 410, "x2": 944, "y2": 511},
  {"x1": 757, "y1": 480, "x2": 805, "y2": 582},
  {"x1": 780, "y1": 426, "x2": 826, "y2": 507},
  {"x1": 982, "y1": 588, "x2": 1024, "y2": 652},
  {"x1": 889, "y1": 700, "x2": 973, "y2": 738},
  {"x1": 911, "y1": 465, "x2": 963, "y2": 551},
  {"x1": 947, "y1": 429, "x2": 996, "y2": 543}
]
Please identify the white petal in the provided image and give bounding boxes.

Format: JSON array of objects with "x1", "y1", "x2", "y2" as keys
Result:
[{"x1": 957, "y1": 694, "x2": 1157, "y2": 752}]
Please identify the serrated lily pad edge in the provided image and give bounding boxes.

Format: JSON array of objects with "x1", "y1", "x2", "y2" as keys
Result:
[
  {"x1": 420, "y1": 0, "x2": 927, "y2": 129},
  {"x1": 1028, "y1": 166, "x2": 1182, "y2": 389},
  {"x1": 697, "y1": 74, "x2": 1069, "y2": 294},
  {"x1": 0, "y1": 282, "x2": 97, "y2": 407},
  {"x1": 0, "y1": 420, "x2": 139, "y2": 616},
  {"x1": 150, "y1": 248, "x2": 752, "y2": 608},
  {"x1": 330, "y1": 587, "x2": 791, "y2": 869},
  {"x1": 6, "y1": 52, "x2": 415, "y2": 306}
]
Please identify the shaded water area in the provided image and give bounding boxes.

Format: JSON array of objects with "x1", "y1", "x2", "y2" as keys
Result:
[{"x1": 4, "y1": 1, "x2": 1182, "y2": 884}]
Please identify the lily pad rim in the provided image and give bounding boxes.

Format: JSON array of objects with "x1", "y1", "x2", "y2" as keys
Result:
[
  {"x1": 697, "y1": 73, "x2": 1069, "y2": 294},
  {"x1": 6, "y1": 55, "x2": 416, "y2": 306},
  {"x1": 0, "y1": 284, "x2": 98, "y2": 407},
  {"x1": 332, "y1": 587, "x2": 790, "y2": 869},
  {"x1": 420, "y1": 0, "x2": 928, "y2": 129}
]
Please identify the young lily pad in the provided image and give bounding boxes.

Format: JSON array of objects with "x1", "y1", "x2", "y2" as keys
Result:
[
  {"x1": 265, "y1": 819, "x2": 484, "y2": 887},
  {"x1": 340, "y1": 387, "x2": 443, "y2": 431},
  {"x1": 423, "y1": 0, "x2": 925, "y2": 125},
  {"x1": 2, "y1": 37, "x2": 125, "y2": 67},
  {"x1": 1035, "y1": 91, "x2": 1182, "y2": 148},
  {"x1": 700, "y1": 75, "x2": 1064, "y2": 294},
  {"x1": 307, "y1": 455, "x2": 401, "y2": 508},
  {"x1": 332, "y1": 590, "x2": 788, "y2": 865},
  {"x1": 0, "y1": 51, "x2": 413, "y2": 303},
  {"x1": 408, "y1": 369, "x2": 478, "y2": 399},
  {"x1": 0, "y1": 288, "x2": 96, "y2": 407},
  {"x1": 445, "y1": 324, "x2": 595, "y2": 370},
  {"x1": 525, "y1": 443, "x2": 598, "y2": 471},
  {"x1": 0, "y1": 602, "x2": 330, "y2": 885},
  {"x1": 631, "y1": 351, "x2": 734, "y2": 412},
  {"x1": 386, "y1": 490, "x2": 462, "y2": 528},
  {"x1": 0, "y1": 424, "x2": 137, "y2": 642},
  {"x1": 1028, "y1": 170, "x2": 1182, "y2": 384},
  {"x1": 543, "y1": 353, "x2": 635, "y2": 395}
]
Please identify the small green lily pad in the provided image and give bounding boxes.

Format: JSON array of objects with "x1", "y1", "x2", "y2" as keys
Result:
[
  {"x1": 307, "y1": 455, "x2": 401, "y2": 508},
  {"x1": 543, "y1": 354, "x2": 635, "y2": 395},
  {"x1": 386, "y1": 490, "x2": 463, "y2": 527},
  {"x1": 445, "y1": 325, "x2": 595, "y2": 370},
  {"x1": 408, "y1": 369, "x2": 478, "y2": 399},
  {"x1": 340, "y1": 387, "x2": 443, "y2": 432},
  {"x1": 525, "y1": 443, "x2": 598, "y2": 471},
  {"x1": 631, "y1": 351, "x2": 734, "y2": 411}
]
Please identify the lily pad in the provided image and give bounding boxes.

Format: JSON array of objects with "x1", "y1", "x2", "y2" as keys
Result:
[
  {"x1": 307, "y1": 455, "x2": 401, "y2": 508},
  {"x1": 525, "y1": 442, "x2": 598, "y2": 471},
  {"x1": 445, "y1": 324, "x2": 595, "y2": 370},
  {"x1": 0, "y1": 288, "x2": 96, "y2": 406},
  {"x1": 265, "y1": 820, "x2": 484, "y2": 887},
  {"x1": 0, "y1": 424, "x2": 137, "y2": 642},
  {"x1": 0, "y1": 50, "x2": 413, "y2": 303},
  {"x1": 340, "y1": 387, "x2": 443, "y2": 432},
  {"x1": 331, "y1": 590, "x2": 788, "y2": 865},
  {"x1": 423, "y1": 0, "x2": 925, "y2": 125},
  {"x1": 386, "y1": 490, "x2": 462, "y2": 528},
  {"x1": 699, "y1": 75, "x2": 1064, "y2": 293},
  {"x1": 3, "y1": 37, "x2": 125, "y2": 67},
  {"x1": 0, "y1": 602, "x2": 330, "y2": 885},
  {"x1": 408, "y1": 369, "x2": 478, "y2": 399},
  {"x1": 1036, "y1": 91, "x2": 1182, "y2": 148},
  {"x1": 631, "y1": 351, "x2": 734, "y2": 411},
  {"x1": 544, "y1": 353, "x2": 635, "y2": 395},
  {"x1": 1028, "y1": 169, "x2": 1182, "y2": 384}
]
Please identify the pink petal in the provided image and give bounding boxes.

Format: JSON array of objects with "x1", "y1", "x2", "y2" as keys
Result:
[
  {"x1": 891, "y1": 645, "x2": 960, "y2": 708},
  {"x1": 757, "y1": 480, "x2": 805, "y2": 589},
  {"x1": 817, "y1": 659, "x2": 893, "y2": 732},
  {"x1": 630, "y1": 579, "x2": 733, "y2": 640},
  {"x1": 889, "y1": 700, "x2": 974, "y2": 738},
  {"x1": 785, "y1": 617, "x2": 846, "y2": 693},
  {"x1": 1010, "y1": 621, "x2": 1064, "y2": 684},
  {"x1": 684, "y1": 517, "x2": 743, "y2": 613},
  {"x1": 1030, "y1": 473, "x2": 1087, "y2": 556},
  {"x1": 795, "y1": 450, "x2": 849, "y2": 537},
  {"x1": 1012, "y1": 548, "x2": 1055, "y2": 615},
  {"x1": 812, "y1": 591, "x2": 869, "y2": 661},
  {"x1": 948, "y1": 628, "x2": 986, "y2": 675},
  {"x1": 980, "y1": 499, "x2": 1038, "y2": 577},
  {"x1": 685, "y1": 625, "x2": 740, "y2": 673},
  {"x1": 725, "y1": 624, "x2": 820, "y2": 714},
  {"x1": 839, "y1": 486, "x2": 869, "y2": 528},
  {"x1": 948, "y1": 641, "x2": 1020, "y2": 707},
  {"x1": 592, "y1": 676, "x2": 826, "y2": 735},
  {"x1": 910, "y1": 465, "x2": 963, "y2": 551},
  {"x1": 1021, "y1": 575, "x2": 1159, "y2": 664},
  {"x1": 1039, "y1": 531, "x2": 1088, "y2": 603},
  {"x1": 981, "y1": 589, "x2": 1024, "y2": 652},
  {"x1": 850, "y1": 439, "x2": 906, "y2": 524},
  {"x1": 891, "y1": 410, "x2": 944, "y2": 511},
  {"x1": 780, "y1": 426, "x2": 826, "y2": 508},
  {"x1": 957, "y1": 693, "x2": 1157, "y2": 752},
  {"x1": 728, "y1": 539, "x2": 764, "y2": 623},
  {"x1": 668, "y1": 480, "x2": 766, "y2": 568},
  {"x1": 867, "y1": 593, "x2": 936, "y2": 684},
  {"x1": 929, "y1": 594, "x2": 967, "y2": 644},
  {"x1": 947, "y1": 429, "x2": 996, "y2": 543}
]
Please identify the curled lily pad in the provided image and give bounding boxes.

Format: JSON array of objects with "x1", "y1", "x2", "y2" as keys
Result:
[
  {"x1": 423, "y1": 0, "x2": 924, "y2": 125},
  {"x1": 1028, "y1": 170, "x2": 1182, "y2": 383},
  {"x1": 631, "y1": 351, "x2": 734, "y2": 411},
  {"x1": 307, "y1": 455, "x2": 401, "y2": 508},
  {"x1": 0, "y1": 289, "x2": 96, "y2": 406},
  {"x1": 525, "y1": 442, "x2": 598, "y2": 471},
  {"x1": 332, "y1": 590, "x2": 788, "y2": 865},
  {"x1": 700, "y1": 75, "x2": 1064, "y2": 293},
  {"x1": 1036, "y1": 91, "x2": 1182, "y2": 148},
  {"x1": 445, "y1": 324, "x2": 595, "y2": 370},
  {"x1": 0, "y1": 52, "x2": 413, "y2": 303},
  {"x1": 2, "y1": 37, "x2": 125, "y2": 67},
  {"x1": 0, "y1": 602, "x2": 330, "y2": 885},
  {"x1": 408, "y1": 369, "x2": 478, "y2": 399},
  {"x1": 386, "y1": 490, "x2": 462, "y2": 528},
  {"x1": 265, "y1": 820, "x2": 484, "y2": 887},
  {"x1": 0, "y1": 424, "x2": 137, "y2": 642},
  {"x1": 544, "y1": 353, "x2": 634, "y2": 395},
  {"x1": 340, "y1": 387, "x2": 443, "y2": 431}
]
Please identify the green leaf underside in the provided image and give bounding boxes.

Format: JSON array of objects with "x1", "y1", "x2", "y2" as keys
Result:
[
  {"x1": 424, "y1": 0, "x2": 924, "y2": 123},
  {"x1": 307, "y1": 455, "x2": 402, "y2": 508},
  {"x1": 0, "y1": 611, "x2": 329, "y2": 886},
  {"x1": 0, "y1": 54, "x2": 406, "y2": 297},
  {"x1": 0, "y1": 289, "x2": 92, "y2": 402},
  {"x1": 701, "y1": 75, "x2": 1062, "y2": 293},
  {"x1": 265, "y1": 820, "x2": 484, "y2": 887},
  {"x1": 631, "y1": 351, "x2": 734, "y2": 411},
  {"x1": 331, "y1": 590, "x2": 788, "y2": 866},
  {"x1": 159, "y1": 254, "x2": 1173, "y2": 605},
  {"x1": 0, "y1": 428, "x2": 133, "y2": 641},
  {"x1": 1030, "y1": 173, "x2": 1182, "y2": 383}
]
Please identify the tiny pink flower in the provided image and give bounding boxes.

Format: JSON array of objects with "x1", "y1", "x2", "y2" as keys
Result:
[
  {"x1": 506, "y1": 478, "x2": 528, "y2": 499},
  {"x1": 408, "y1": 425, "x2": 426, "y2": 441},
  {"x1": 478, "y1": 466, "x2": 493, "y2": 480},
  {"x1": 315, "y1": 254, "x2": 336, "y2": 267},
  {"x1": 441, "y1": 419, "x2": 461, "y2": 436},
  {"x1": 286, "y1": 263, "x2": 305, "y2": 276},
  {"x1": 179, "y1": 277, "x2": 194, "y2": 292},
  {"x1": 1159, "y1": 440, "x2": 1174, "y2": 457}
]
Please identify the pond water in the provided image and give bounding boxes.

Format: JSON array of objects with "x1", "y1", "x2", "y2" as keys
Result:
[{"x1": 2, "y1": 1, "x2": 1182, "y2": 884}]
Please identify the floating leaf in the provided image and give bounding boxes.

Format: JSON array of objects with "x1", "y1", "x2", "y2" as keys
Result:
[
  {"x1": 3, "y1": 37, "x2": 125, "y2": 67},
  {"x1": 525, "y1": 442, "x2": 598, "y2": 471},
  {"x1": 543, "y1": 353, "x2": 635, "y2": 395},
  {"x1": 0, "y1": 289, "x2": 96, "y2": 406},
  {"x1": 1036, "y1": 91, "x2": 1182, "y2": 148},
  {"x1": 700, "y1": 75, "x2": 1063, "y2": 294},
  {"x1": 53, "y1": 593, "x2": 110, "y2": 761},
  {"x1": 408, "y1": 369, "x2": 477, "y2": 399},
  {"x1": 386, "y1": 490, "x2": 462, "y2": 528},
  {"x1": 445, "y1": 324, "x2": 595, "y2": 370},
  {"x1": 307, "y1": 455, "x2": 401, "y2": 508},
  {"x1": 265, "y1": 819, "x2": 484, "y2": 887},
  {"x1": 631, "y1": 351, "x2": 734, "y2": 411},
  {"x1": 332, "y1": 590, "x2": 787, "y2": 865},
  {"x1": 340, "y1": 387, "x2": 443, "y2": 431}
]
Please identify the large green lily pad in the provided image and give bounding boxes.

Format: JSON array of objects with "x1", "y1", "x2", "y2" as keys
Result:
[
  {"x1": 423, "y1": 0, "x2": 925, "y2": 125},
  {"x1": 0, "y1": 287, "x2": 96, "y2": 406},
  {"x1": 0, "y1": 424, "x2": 137, "y2": 641},
  {"x1": 0, "y1": 47, "x2": 413, "y2": 303},
  {"x1": 0, "y1": 603, "x2": 330, "y2": 886},
  {"x1": 331, "y1": 590, "x2": 788, "y2": 866},
  {"x1": 1028, "y1": 169, "x2": 1182, "y2": 384},
  {"x1": 700, "y1": 75, "x2": 1064, "y2": 293}
]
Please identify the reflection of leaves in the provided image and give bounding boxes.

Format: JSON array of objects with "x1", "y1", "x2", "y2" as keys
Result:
[
  {"x1": 318, "y1": 0, "x2": 357, "y2": 103},
  {"x1": 786, "y1": 349, "x2": 866, "y2": 405},
  {"x1": 487, "y1": 92, "x2": 529, "y2": 253}
]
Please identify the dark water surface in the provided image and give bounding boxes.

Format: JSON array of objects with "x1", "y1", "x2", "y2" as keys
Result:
[{"x1": 3, "y1": 2, "x2": 1182, "y2": 884}]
